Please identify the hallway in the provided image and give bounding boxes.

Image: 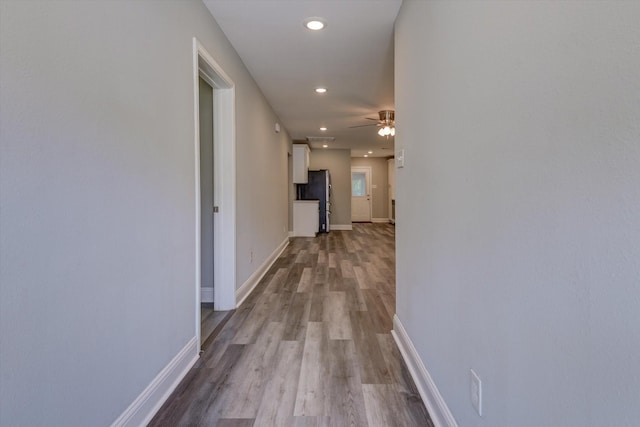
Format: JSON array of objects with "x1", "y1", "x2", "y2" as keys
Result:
[{"x1": 150, "y1": 224, "x2": 433, "y2": 426}]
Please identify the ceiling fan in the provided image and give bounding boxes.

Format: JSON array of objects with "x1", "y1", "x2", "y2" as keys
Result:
[{"x1": 350, "y1": 110, "x2": 395, "y2": 137}]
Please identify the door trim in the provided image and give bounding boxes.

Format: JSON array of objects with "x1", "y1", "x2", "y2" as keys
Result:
[{"x1": 193, "y1": 38, "x2": 236, "y2": 351}]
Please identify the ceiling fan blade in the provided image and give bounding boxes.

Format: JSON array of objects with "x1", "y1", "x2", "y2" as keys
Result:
[
  {"x1": 365, "y1": 117, "x2": 379, "y2": 121},
  {"x1": 349, "y1": 123, "x2": 379, "y2": 128}
]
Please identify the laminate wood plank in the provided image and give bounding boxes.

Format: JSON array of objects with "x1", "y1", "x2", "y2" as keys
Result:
[
  {"x1": 328, "y1": 252, "x2": 337, "y2": 268},
  {"x1": 254, "y1": 340, "x2": 304, "y2": 425},
  {"x1": 269, "y1": 289, "x2": 294, "y2": 322},
  {"x1": 201, "y1": 309, "x2": 234, "y2": 351},
  {"x1": 216, "y1": 419, "x2": 256, "y2": 427},
  {"x1": 377, "y1": 334, "x2": 434, "y2": 426},
  {"x1": 340, "y1": 259, "x2": 355, "y2": 279},
  {"x1": 232, "y1": 293, "x2": 279, "y2": 344},
  {"x1": 363, "y1": 261, "x2": 385, "y2": 286},
  {"x1": 264, "y1": 267, "x2": 289, "y2": 294},
  {"x1": 349, "y1": 310, "x2": 392, "y2": 384},
  {"x1": 199, "y1": 305, "x2": 254, "y2": 370},
  {"x1": 313, "y1": 263, "x2": 328, "y2": 285},
  {"x1": 344, "y1": 286, "x2": 368, "y2": 312},
  {"x1": 292, "y1": 416, "x2": 331, "y2": 427},
  {"x1": 327, "y1": 267, "x2": 344, "y2": 292},
  {"x1": 295, "y1": 248, "x2": 309, "y2": 264},
  {"x1": 297, "y1": 267, "x2": 314, "y2": 293},
  {"x1": 282, "y1": 291, "x2": 311, "y2": 341},
  {"x1": 308, "y1": 282, "x2": 327, "y2": 322},
  {"x1": 323, "y1": 291, "x2": 352, "y2": 340},
  {"x1": 362, "y1": 384, "x2": 408, "y2": 427},
  {"x1": 217, "y1": 322, "x2": 285, "y2": 419},
  {"x1": 294, "y1": 322, "x2": 330, "y2": 416},
  {"x1": 327, "y1": 339, "x2": 368, "y2": 426},
  {"x1": 353, "y1": 265, "x2": 373, "y2": 290},
  {"x1": 361, "y1": 289, "x2": 392, "y2": 334},
  {"x1": 148, "y1": 343, "x2": 245, "y2": 426},
  {"x1": 283, "y1": 262, "x2": 305, "y2": 293},
  {"x1": 378, "y1": 288, "x2": 396, "y2": 322}
]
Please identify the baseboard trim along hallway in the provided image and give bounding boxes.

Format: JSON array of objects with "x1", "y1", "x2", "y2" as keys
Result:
[
  {"x1": 330, "y1": 224, "x2": 353, "y2": 230},
  {"x1": 110, "y1": 337, "x2": 199, "y2": 427},
  {"x1": 371, "y1": 218, "x2": 390, "y2": 223},
  {"x1": 236, "y1": 237, "x2": 289, "y2": 307},
  {"x1": 201, "y1": 287, "x2": 214, "y2": 303},
  {"x1": 392, "y1": 315, "x2": 459, "y2": 427}
]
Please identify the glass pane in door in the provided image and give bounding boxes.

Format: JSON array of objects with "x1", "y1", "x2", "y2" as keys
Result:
[{"x1": 352, "y1": 172, "x2": 366, "y2": 196}]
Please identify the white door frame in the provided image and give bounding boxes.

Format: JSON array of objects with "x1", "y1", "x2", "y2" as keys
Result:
[
  {"x1": 193, "y1": 38, "x2": 236, "y2": 350},
  {"x1": 351, "y1": 166, "x2": 372, "y2": 222}
]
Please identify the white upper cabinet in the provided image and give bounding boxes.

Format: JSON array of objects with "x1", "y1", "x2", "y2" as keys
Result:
[{"x1": 293, "y1": 144, "x2": 310, "y2": 183}]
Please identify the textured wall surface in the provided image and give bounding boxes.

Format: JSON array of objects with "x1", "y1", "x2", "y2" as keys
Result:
[
  {"x1": 0, "y1": 1, "x2": 289, "y2": 425},
  {"x1": 308, "y1": 149, "x2": 352, "y2": 227},
  {"x1": 395, "y1": 1, "x2": 640, "y2": 426}
]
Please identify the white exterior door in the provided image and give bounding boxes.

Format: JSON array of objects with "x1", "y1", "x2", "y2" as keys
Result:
[{"x1": 351, "y1": 167, "x2": 372, "y2": 222}]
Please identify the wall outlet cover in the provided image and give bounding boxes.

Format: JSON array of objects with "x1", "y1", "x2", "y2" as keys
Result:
[{"x1": 397, "y1": 149, "x2": 405, "y2": 168}]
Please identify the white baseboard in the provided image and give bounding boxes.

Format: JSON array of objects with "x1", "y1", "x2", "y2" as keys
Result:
[
  {"x1": 236, "y1": 237, "x2": 289, "y2": 307},
  {"x1": 392, "y1": 315, "x2": 458, "y2": 427},
  {"x1": 111, "y1": 337, "x2": 199, "y2": 427},
  {"x1": 331, "y1": 224, "x2": 353, "y2": 230},
  {"x1": 372, "y1": 218, "x2": 390, "y2": 223},
  {"x1": 201, "y1": 287, "x2": 214, "y2": 303}
]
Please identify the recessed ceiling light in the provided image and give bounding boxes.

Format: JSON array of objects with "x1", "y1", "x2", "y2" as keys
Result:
[
  {"x1": 322, "y1": 144, "x2": 328, "y2": 148},
  {"x1": 304, "y1": 18, "x2": 326, "y2": 31},
  {"x1": 320, "y1": 127, "x2": 327, "y2": 131},
  {"x1": 364, "y1": 155, "x2": 368, "y2": 157},
  {"x1": 315, "y1": 87, "x2": 327, "y2": 94},
  {"x1": 368, "y1": 151, "x2": 373, "y2": 154}
]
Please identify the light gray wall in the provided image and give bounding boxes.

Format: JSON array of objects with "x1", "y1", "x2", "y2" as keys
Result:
[
  {"x1": 0, "y1": 1, "x2": 289, "y2": 425},
  {"x1": 395, "y1": 1, "x2": 640, "y2": 426},
  {"x1": 199, "y1": 77, "x2": 214, "y2": 290},
  {"x1": 308, "y1": 149, "x2": 351, "y2": 227},
  {"x1": 351, "y1": 157, "x2": 389, "y2": 220}
]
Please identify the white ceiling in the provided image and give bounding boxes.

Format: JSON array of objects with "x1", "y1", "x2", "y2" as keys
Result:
[{"x1": 202, "y1": 0, "x2": 401, "y2": 158}]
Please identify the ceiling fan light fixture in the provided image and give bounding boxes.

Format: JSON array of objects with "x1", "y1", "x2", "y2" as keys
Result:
[
  {"x1": 375, "y1": 111, "x2": 395, "y2": 138},
  {"x1": 378, "y1": 125, "x2": 394, "y2": 137},
  {"x1": 304, "y1": 18, "x2": 326, "y2": 31}
]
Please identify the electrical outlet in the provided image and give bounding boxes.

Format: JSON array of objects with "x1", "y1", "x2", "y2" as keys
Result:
[{"x1": 470, "y1": 369, "x2": 482, "y2": 416}]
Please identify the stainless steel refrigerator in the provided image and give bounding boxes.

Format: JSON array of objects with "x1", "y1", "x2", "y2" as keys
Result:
[{"x1": 296, "y1": 169, "x2": 331, "y2": 233}]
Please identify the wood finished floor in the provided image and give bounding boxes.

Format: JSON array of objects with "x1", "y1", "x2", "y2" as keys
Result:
[
  {"x1": 201, "y1": 304, "x2": 232, "y2": 350},
  {"x1": 150, "y1": 223, "x2": 433, "y2": 427}
]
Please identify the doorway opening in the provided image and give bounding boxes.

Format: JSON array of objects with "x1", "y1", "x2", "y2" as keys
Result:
[
  {"x1": 351, "y1": 166, "x2": 372, "y2": 222},
  {"x1": 193, "y1": 38, "x2": 236, "y2": 351}
]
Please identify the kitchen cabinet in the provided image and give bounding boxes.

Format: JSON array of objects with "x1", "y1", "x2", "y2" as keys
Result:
[
  {"x1": 293, "y1": 200, "x2": 319, "y2": 237},
  {"x1": 292, "y1": 144, "x2": 310, "y2": 183}
]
